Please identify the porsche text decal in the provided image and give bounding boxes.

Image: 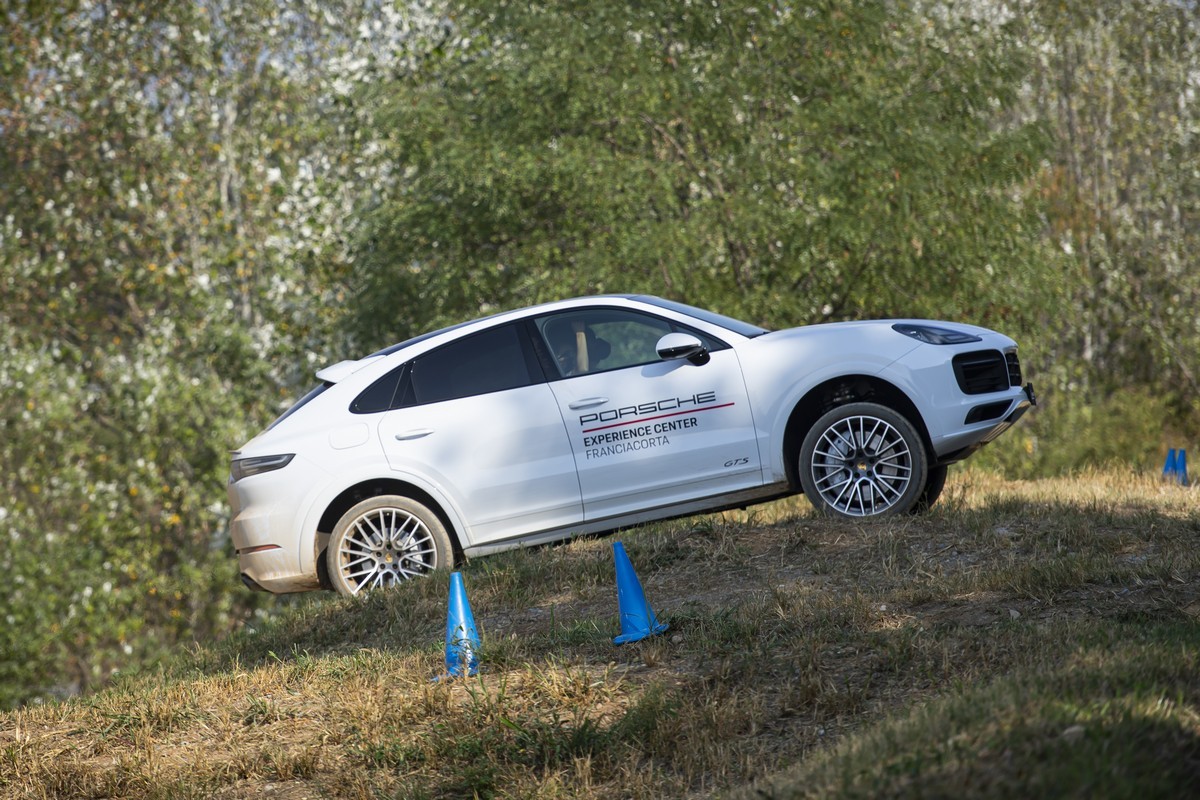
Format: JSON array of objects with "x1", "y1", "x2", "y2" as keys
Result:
[
  {"x1": 578, "y1": 391, "x2": 726, "y2": 430},
  {"x1": 578, "y1": 391, "x2": 735, "y2": 460}
]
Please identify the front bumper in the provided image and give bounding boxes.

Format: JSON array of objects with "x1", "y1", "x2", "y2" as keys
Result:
[{"x1": 937, "y1": 382, "x2": 1036, "y2": 463}]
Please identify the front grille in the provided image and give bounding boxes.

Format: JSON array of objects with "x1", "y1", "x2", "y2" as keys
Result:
[
  {"x1": 953, "y1": 350, "x2": 1009, "y2": 395},
  {"x1": 1005, "y1": 351, "x2": 1022, "y2": 387}
]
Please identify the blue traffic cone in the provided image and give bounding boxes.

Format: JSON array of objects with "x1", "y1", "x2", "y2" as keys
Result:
[
  {"x1": 612, "y1": 541, "x2": 668, "y2": 645},
  {"x1": 443, "y1": 572, "x2": 480, "y2": 678},
  {"x1": 1163, "y1": 448, "x2": 1179, "y2": 480}
]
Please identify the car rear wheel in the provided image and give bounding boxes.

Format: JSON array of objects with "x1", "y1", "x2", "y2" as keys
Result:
[
  {"x1": 327, "y1": 495, "x2": 453, "y2": 596},
  {"x1": 799, "y1": 402, "x2": 928, "y2": 518}
]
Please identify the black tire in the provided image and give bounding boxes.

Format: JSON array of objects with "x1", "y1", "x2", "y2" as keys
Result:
[
  {"x1": 326, "y1": 495, "x2": 453, "y2": 596},
  {"x1": 911, "y1": 464, "x2": 948, "y2": 514},
  {"x1": 799, "y1": 402, "x2": 928, "y2": 518}
]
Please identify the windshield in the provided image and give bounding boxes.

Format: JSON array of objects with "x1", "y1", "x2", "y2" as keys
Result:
[{"x1": 633, "y1": 296, "x2": 770, "y2": 338}]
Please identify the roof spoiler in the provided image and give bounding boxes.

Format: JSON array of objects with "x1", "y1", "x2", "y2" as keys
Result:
[{"x1": 315, "y1": 356, "x2": 383, "y2": 384}]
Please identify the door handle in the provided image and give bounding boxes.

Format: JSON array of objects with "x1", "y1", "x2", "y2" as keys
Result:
[
  {"x1": 568, "y1": 397, "x2": 609, "y2": 410},
  {"x1": 394, "y1": 428, "x2": 434, "y2": 441}
]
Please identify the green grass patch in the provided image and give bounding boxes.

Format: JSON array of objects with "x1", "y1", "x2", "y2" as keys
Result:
[
  {"x1": 2, "y1": 472, "x2": 1198, "y2": 798},
  {"x1": 744, "y1": 622, "x2": 1200, "y2": 799}
]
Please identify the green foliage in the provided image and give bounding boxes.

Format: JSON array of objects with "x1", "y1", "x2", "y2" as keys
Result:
[
  {"x1": 976, "y1": 388, "x2": 1177, "y2": 479},
  {"x1": 0, "y1": 340, "x2": 250, "y2": 707},
  {"x1": 1016, "y1": 0, "x2": 1200, "y2": 418},
  {"x1": 0, "y1": 0, "x2": 382, "y2": 707},
  {"x1": 350, "y1": 0, "x2": 1058, "y2": 344}
]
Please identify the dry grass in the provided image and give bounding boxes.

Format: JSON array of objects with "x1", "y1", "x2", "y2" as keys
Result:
[{"x1": 2, "y1": 469, "x2": 1198, "y2": 799}]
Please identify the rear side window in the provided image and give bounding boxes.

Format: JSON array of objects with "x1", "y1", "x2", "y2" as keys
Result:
[
  {"x1": 351, "y1": 364, "x2": 408, "y2": 414},
  {"x1": 410, "y1": 324, "x2": 541, "y2": 405}
]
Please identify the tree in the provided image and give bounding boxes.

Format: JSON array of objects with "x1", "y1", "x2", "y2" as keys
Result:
[
  {"x1": 0, "y1": 0, "x2": 386, "y2": 707},
  {"x1": 965, "y1": 0, "x2": 1200, "y2": 476},
  {"x1": 1019, "y1": 0, "x2": 1200, "y2": 413},
  {"x1": 348, "y1": 0, "x2": 1057, "y2": 348}
]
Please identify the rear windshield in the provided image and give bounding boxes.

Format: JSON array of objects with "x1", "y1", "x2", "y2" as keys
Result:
[
  {"x1": 267, "y1": 381, "x2": 331, "y2": 431},
  {"x1": 364, "y1": 307, "x2": 521, "y2": 359}
]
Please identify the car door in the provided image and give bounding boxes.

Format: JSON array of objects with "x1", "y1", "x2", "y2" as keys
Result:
[
  {"x1": 533, "y1": 307, "x2": 763, "y2": 521},
  {"x1": 377, "y1": 322, "x2": 582, "y2": 546}
]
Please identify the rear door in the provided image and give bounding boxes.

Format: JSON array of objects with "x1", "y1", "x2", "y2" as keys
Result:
[
  {"x1": 377, "y1": 322, "x2": 582, "y2": 546},
  {"x1": 533, "y1": 307, "x2": 762, "y2": 521}
]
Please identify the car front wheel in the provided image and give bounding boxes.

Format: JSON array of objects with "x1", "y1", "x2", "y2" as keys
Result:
[
  {"x1": 327, "y1": 495, "x2": 453, "y2": 596},
  {"x1": 799, "y1": 402, "x2": 928, "y2": 518}
]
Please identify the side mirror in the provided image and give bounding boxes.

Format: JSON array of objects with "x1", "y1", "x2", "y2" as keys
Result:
[{"x1": 655, "y1": 332, "x2": 709, "y2": 365}]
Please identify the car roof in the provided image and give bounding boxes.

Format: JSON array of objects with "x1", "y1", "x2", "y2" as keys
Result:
[{"x1": 365, "y1": 294, "x2": 646, "y2": 359}]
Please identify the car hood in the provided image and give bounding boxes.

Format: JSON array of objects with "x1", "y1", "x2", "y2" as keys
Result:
[{"x1": 762, "y1": 318, "x2": 1002, "y2": 340}]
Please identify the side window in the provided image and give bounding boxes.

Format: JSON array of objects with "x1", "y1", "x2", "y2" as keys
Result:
[
  {"x1": 410, "y1": 323, "x2": 539, "y2": 405},
  {"x1": 351, "y1": 364, "x2": 407, "y2": 414},
  {"x1": 535, "y1": 309, "x2": 726, "y2": 378}
]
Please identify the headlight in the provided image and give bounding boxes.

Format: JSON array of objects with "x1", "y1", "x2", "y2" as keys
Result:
[
  {"x1": 230, "y1": 453, "x2": 295, "y2": 483},
  {"x1": 892, "y1": 323, "x2": 982, "y2": 345}
]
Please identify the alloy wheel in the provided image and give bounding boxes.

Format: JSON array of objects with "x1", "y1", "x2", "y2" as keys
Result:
[
  {"x1": 334, "y1": 506, "x2": 438, "y2": 594},
  {"x1": 808, "y1": 414, "x2": 914, "y2": 517}
]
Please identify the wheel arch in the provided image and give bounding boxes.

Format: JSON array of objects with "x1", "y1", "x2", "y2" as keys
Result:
[
  {"x1": 781, "y1": 375, "x2": 934, "y2": 490},
  {"x1": 315, "y1": 478, "x2": 464, "y2": 588}
]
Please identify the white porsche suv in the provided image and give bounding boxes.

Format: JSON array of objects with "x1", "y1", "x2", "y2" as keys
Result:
[{"x1": 229, "y1": 295, "x2": 1034, "y2": 595}]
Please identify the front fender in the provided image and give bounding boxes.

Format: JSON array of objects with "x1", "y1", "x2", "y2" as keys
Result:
[{"x1": 765, "y1": 363, "x2": 919, "y2": 480}]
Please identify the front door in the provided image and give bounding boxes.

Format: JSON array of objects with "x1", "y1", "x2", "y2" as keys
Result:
[{"x1": 533, "y1": 308, "x2": 762, "y2": 521}]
